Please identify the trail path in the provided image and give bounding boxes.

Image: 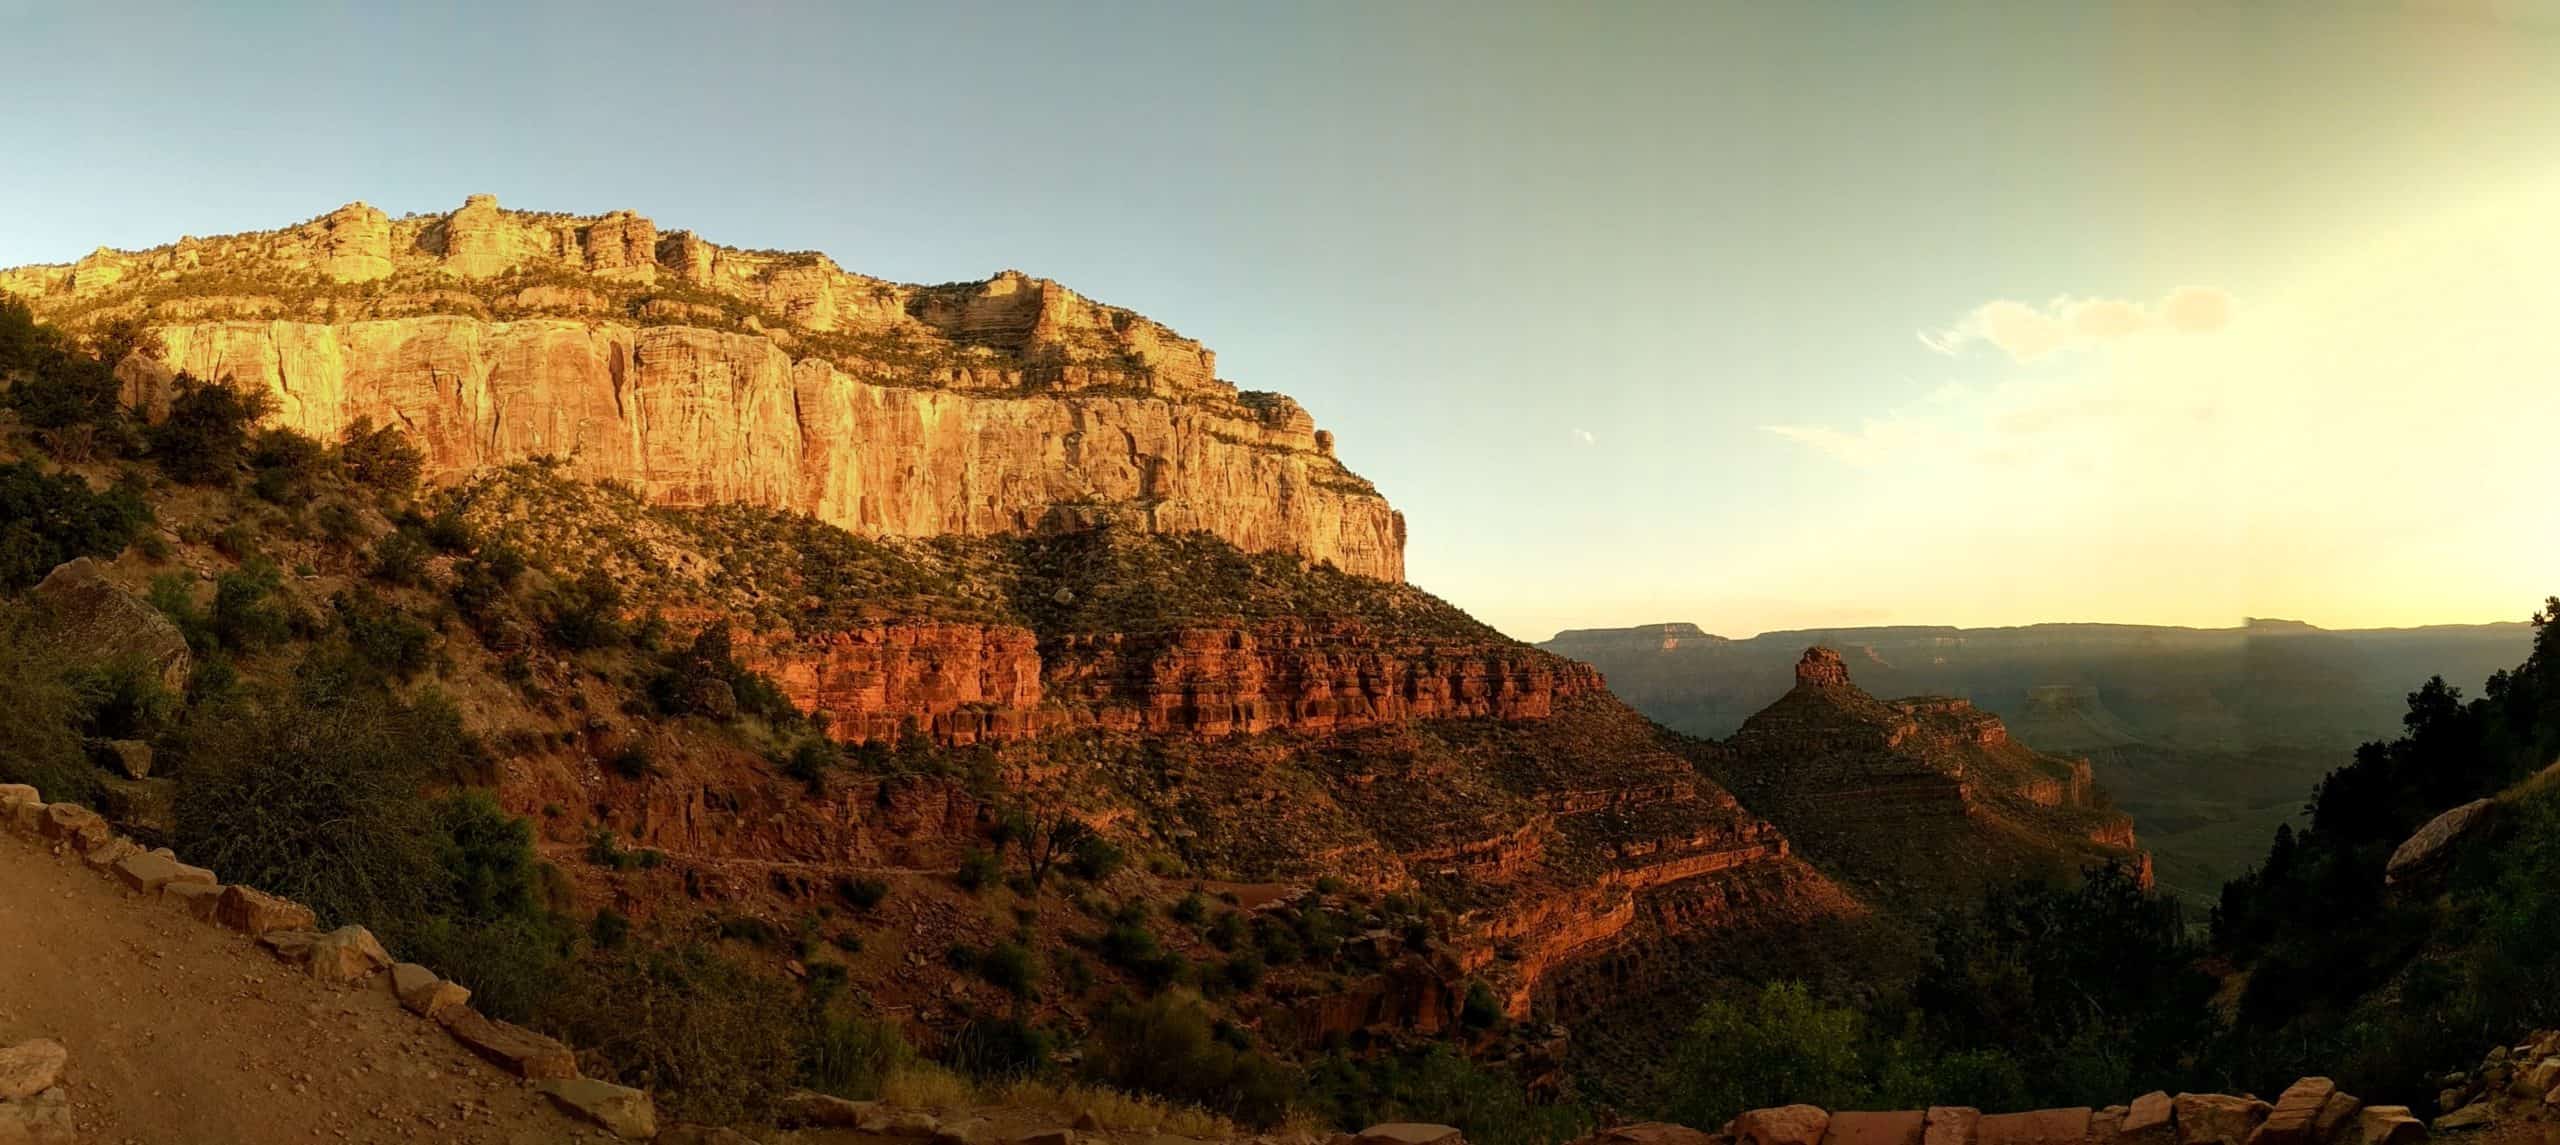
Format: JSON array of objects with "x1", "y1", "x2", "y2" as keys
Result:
[{"x1": 0, "y1": 827, "x2": 595, "y2": 1145}]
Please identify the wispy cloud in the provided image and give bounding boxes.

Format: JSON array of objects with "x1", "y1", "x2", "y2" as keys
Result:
[
  {"x1": 1571, "y1": 427, "x2": 1597, "y2": 446},
  {"x1": 1923, "y1": 286, "x2": 2234, "y2": 362},
  {"x1": 1760, "y1": 418, "x2": 1930, "y2": 466}
]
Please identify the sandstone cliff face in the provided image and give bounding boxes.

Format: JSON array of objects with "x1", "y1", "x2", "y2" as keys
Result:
[
  {"x1": 740, "y1": 619, "x2": 1606, "y2": 747},
  {"x1": 2, "y1": 197, "x2": 1404, "y2": 579}
]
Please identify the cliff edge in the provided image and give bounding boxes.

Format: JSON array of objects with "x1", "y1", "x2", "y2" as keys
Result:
[{"x1": 0, "y1": 196, "x2": 1406, "y2": 580}]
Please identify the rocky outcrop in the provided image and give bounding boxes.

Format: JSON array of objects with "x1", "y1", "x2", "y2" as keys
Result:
[
  {"x1": 1685, "y1": 1084, "x2": 2405, "y2": 1145},
  {"x1": 2, "y1": 198, "x2": 1405, "y2": 580},
  {"x1": 2386, "y1": 799, "x2": 2495, "y2": 887},
  {"x1": 743, "y1": 620, "x2": 1605, "y2": 747},
  {"x1": 31, "y1": 559, "x2": 191, "y2": 692},
  {"x1": 1706, "y1": 649, "x2": 2149, "y2": 904}
]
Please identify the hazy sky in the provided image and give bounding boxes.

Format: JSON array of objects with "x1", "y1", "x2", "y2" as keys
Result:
[{"x1": 5, "y1": 2, "x2": 2556, "y2": 640}]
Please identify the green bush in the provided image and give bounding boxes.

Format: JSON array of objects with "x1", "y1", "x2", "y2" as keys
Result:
[
  {"x1": 1461, "y1": 980, "x2": 1502, "y2": 1029},
  {"x1": 544, "y1": 944, "x2": 804, "y2": 1123},
  {"x1": 955, "y1": 848, "x2": 1002, "y2": 893},
  {"x1": 1086, "y1": 992, "x2": 1296, "y2": 1127},
  {"x1": 801, "y1": 1012, "x2": 915, "y2": 1099},
  {"x1": 1303, "y1": 1046, "x2": 1591, "y2": 1145},
  {"x1": 0, "y1": 608, "x2": 98, "y2": 803},
  {"x1": 170, "y1": 669, "x2": 471, "y2": 927},
  {"x1": 338, "y1": 417, "x2": 424, "y2": 495},
  {"x1": 1660, "y1": 982, "x2": 1870, "y2": 1131},
  {"x1": 0, "y1": 461, "x2": 151, "y2": 590},
  {"x1": 837, "y1": 876, "x2": 889, "y2": 911},
  {"x1": 248, "y1": 426, "x2": 328, "y2": 503},
  {"x1": 148, "y1": 374, "x2": 273, "y2": 485},
  {"x1": 369, "y1": 529, "x2": 432, "y2": 586},
  {"x1": 979, "y1": 940, "x2": 1042, "y2": 998}
]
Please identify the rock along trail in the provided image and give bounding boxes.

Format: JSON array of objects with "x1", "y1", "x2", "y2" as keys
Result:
[{"x1": 0, "y1": 826, "x2": 591, "y2": 1144}]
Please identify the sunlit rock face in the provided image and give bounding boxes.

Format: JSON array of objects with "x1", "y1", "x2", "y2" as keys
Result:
[{"x1": 2, "y1": 196, "x2": 1405, "y2": 581}]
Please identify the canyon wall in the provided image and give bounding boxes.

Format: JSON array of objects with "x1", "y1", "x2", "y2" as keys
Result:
[
  {"x1": 747, "y1": 619, "x2": 1605, "y2": 746},
  {"x1": 2, "y1": 198, "x2": 1405, "y2": 580}
]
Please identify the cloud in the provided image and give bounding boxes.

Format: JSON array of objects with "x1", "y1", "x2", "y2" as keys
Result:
[
  {"x1": 1761, "y1": 418, "x2": 1929, "y2": 467},
  {"x1": 1571, "y1": 428, "x2": 1597, "y2": 446},
  {"x1": 1923, "y1": 287, "x2": 2235, "y2": 361}
]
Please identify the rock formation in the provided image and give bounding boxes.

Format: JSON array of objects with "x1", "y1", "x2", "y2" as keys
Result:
[
  {"x1": 0, "y1": 197, "x2": 1404, "y2": 580},
  {"x1": 1702, "y1": 648, "x2": 2150, "y2": 904}
]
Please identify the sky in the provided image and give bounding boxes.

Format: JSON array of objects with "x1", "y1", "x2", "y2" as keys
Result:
[{"x1": 4, "y1": 1, "x2": 2556, "y2": 641}]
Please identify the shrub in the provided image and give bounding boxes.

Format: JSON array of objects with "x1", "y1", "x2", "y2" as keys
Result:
[
  {"x1": 0, "y1": 608, "x2": 97, "y2": 803},
  {"x1": 1086, "y1": 993, "x2": 1296, "y2": 1127},
  {"x1": 956, "y1": 849, "x2": 1002, "y2": 893},
  {"x1": 607, "y1": 741, "x2": 657, "y2": 779},
  {"x1": 205, "y1": 559, "x2": 292, "y2": 653},
  {"x1": 148, "y1": 374, "x2": 273, "y2": 485},
  {"x1": 592, "y1": 909, "x2": 632, "y2": 950},
  {"x1": 331, "y1": 591, "x2": 433, "y2": 682},
  {"x1": 979, "y1": 940, "x2": 1042, "y2": 999},
  {"x1": 65, "y1": 653, "x2": 176, "y2": 742},
  {"x1": 951, "y1": 1017, "x2": 1054, "y2": 1080},
  {"x1": 802, "y1": 1013, "x2": 915, "y2": 1099},
  {"x1": 1172, "y1": 892, "x2": 1208, "y2": 925},
  {"x1": 0, "y1": 461, "x2": 152, "y2": 590},
  {"x1": 171, "y1": 673, "x2": 477, "y2": 928},
  {"x1": 369, "y1": 528, "x2": 432, "y2": 587},
  {"x1": 542, "y1": 943, "x2": 803, "y2": 1123},
  {"x1": 1461, "y1": 980, "x2": 1502, "y2": 1029},
  {"x1": 1660, "y1": 982, "x2": 1870, "y2": 1131},
  {"x1": 247, "y1": 426, "x2": 328, "y2": 503},
  {"x1": 1069, "y1": 834, "x2": 1127, "y2": 882},
  {"x1": 545, "y1": 567, "x2": 626, "y2": 650},
  {"x1": 838, "y1": 876, "x2": 889, "y2": 911},
  {"x1": 338, "y1": 417, "x2": 425, "y2": 495}
]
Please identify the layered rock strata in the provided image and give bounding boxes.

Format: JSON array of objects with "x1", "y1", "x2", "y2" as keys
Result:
[{"x1": 1, "y1": 198, "x2": 1404, "y2": 580}]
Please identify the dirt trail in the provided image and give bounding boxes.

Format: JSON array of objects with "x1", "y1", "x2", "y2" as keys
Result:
[{"x1": 0, "y1": 828, "x2": 596, "y2": 1145}]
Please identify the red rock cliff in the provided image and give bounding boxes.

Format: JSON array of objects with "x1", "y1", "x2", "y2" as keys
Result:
[{"x1": 1, "y1": 197, "x2": 1405, "y2": 580}]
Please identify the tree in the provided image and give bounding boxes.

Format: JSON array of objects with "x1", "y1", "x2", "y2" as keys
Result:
[
  {"x1": 148, "y1": 374, "x2": 273, "y2": 485},
  {"x1": 1660, "y1": 982, "x2": 1870, "y2": 1130},
  {"x1": 339, "y1": 416, "x2": 425, "y2": 495}
]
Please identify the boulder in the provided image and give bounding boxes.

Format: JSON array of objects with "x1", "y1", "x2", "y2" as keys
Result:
[
  {"x1": 216, "y1": 885, "x2": 317, "y2": 937},
  {"x1": 5, "y1": 800, "x2": 38, "y2": 836},
  {"x1": 2176, "y1": 1096, "x2": 2273, "y2": 1145},
  {"x1": 92, "y1": 775, "x2": 175, "y2": 838},
  {"x1": 32, "y1": 557, "x2": 191, "y2": 691},
  {"x1": 536, "y1": 1077, "x2": 658, "y2": 1140},
  {"x1": 0, "y1": 1085, "x2": 74, "y2": 1144},
  {"x1": 878, "y1": 1112, "x2": 942, "y2": 1138},
  {"x1": 1576, "y1": 1126, "x2": 1718, "y2": 1145},
  {"x1": 437, "y1": 1007, "x2": 578, "y2": 1079},
  {"x1": 1976, "y1": 1109, "x2": 2090, "y2": 1145},
  {"x1": 0, "y1": 784, "x2": 37, "y2": 809},
  {"x1": 1922, "y1": 1108, "x2": 1981, "y2": 1145},
  {"x1": 114, "y1": 850, "x2": 215, "y2": 895},
  {"x1": 0, "y1": 1039, "x2": 68, "y2": 1101},
  {"x1": 2430, "y1": 1103, "x2": 2492, "y2": 1133},
  {"x1": 167, "y1": 880, "x2": 226, "y2": 920},
  {"x1": 392, "y1": 963, "x2": 472, "y2": 1017},
  {"x1": 2353, "y1": 1107, "x2": 2423, "y2": 1145},
  {"x1": 2119, "y1": 1093, "x2": 2174, "y2": 1145},
  {"x1": 306, "y1": 925, "x2": 393, "y2": 983},
  {"x1": 777, "y1": 1090, "x2": 873, "y2": 1127},
  {"x1": 2387, "y1": 800, "x2": 2496, "y2": 886},
  {"x1": 1824, "y1": 1112, "x2": 1925, "y2": 1145},
  {"x1": 2312, "y1": 1092, "x2": 2364, "y2": 1144},
  {"x1": 2249, "y1": 1079, "x2": 2338, "y2": 1145},
  {"x1": 80, "y1": 834, "x2": 140, "y2": 870},
  {"x1": 93, "y1": 738, "x2": 152, "y2": 779},
  {"x1": 1358, "y1": 1128, "x2": 1466, "y2": 1145},
  {"x1": 1011, "y1": 1132, "x2": 1074, "y2": 1145},
  {"x1": 37, "y1": 803, "x2": 109, "y2": 850},
  {"x1": 1738, "y1": 1107, "x2": 1831, "y2": 1145},
  {"x1": 659, "y1": 1127, "x2": 767, "y2": 1145},
  {"x1": 259, "y1": 929, "x2": 320, "y2": 964}
]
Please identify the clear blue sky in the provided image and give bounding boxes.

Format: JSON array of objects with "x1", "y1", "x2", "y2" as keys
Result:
[{"x1": 6, "y1": 2, "x2": 2556, "y2": 639}]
